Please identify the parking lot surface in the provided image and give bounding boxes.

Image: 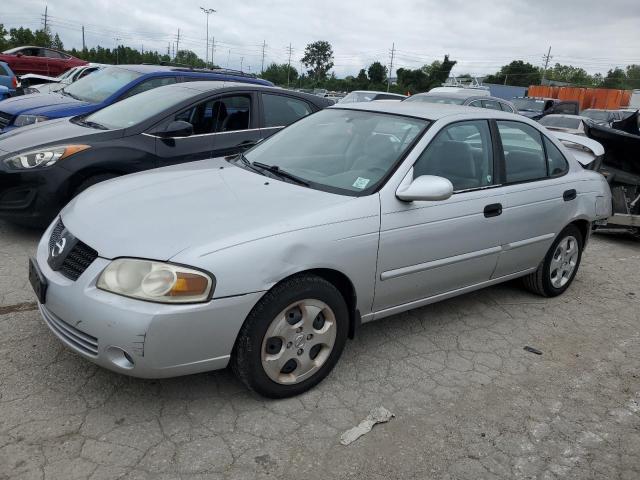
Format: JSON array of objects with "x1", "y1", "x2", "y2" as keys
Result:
[{"x1": 0, "y1": 220, "x2": 639, "y2": 480}]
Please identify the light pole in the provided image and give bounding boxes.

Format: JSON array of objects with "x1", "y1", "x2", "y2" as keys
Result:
[
  {"x1": 200, "y1": 7, "x2": 216, "y2": 68},
  {"x1": 114, "y1": 37, "x2": 121, "y2": 64}
]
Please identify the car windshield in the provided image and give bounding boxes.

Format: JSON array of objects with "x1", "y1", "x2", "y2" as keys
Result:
[
  {"x1": 341, "y1": 92, "x2": 376, "y2": 103},
  {"x1": 82, "y1": 85, "x2": 196, "y2": 130},
  {"x1": 539, "y1": 116, "x2": 582, "y2": 129},
  {"x1": 513, "y1": 98, "x2": 545, "y2": 112},
  {"x1": 243, "y1": 109, "x2": 428, "y2": 195},
  {"x1": 581, "y1": 110, "x2": 611, "y2": 121},
  {"x1": 404, "y1": 95, "x2": 466, "y2": 105},
  {"x1": 61, "y1": 66, "x2": 143, "y2": 103}
]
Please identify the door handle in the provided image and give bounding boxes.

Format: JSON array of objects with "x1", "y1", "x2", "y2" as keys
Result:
[
  {"x1": 563, "y1": 189, "x2": 577, "y2": 201},
  {"x1": 483, "y1": 203, "x2": 503, "y2": 218}
]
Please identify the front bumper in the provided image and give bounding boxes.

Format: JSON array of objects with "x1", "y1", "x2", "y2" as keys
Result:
[
  {"x1": 34, "y1": 223, "x2": 265, "y2": 378},
  {"x1": 0, "y1": 166, "x2": 70, "y2": 226}
]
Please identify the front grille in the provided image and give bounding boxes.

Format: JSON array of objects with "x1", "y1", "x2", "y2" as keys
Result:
[
  {"x1": 0, "y1": 112, "x2": 12, "y2": 129},
  {"x1": 40, "y1": 305, "x2": 98, "y2": 356},
  {"x1": 49, "y1": 218, "x2": 99, "y2": 281}
]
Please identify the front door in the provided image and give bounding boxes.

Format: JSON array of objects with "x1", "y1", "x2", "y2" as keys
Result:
[{"x1": 374, "y1": 119, "x2": 503, "y2": 312}]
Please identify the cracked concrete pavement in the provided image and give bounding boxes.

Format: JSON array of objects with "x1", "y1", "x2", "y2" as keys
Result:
[{"x1": 0, "y1": 219, "x2": 639, "y2": 479}]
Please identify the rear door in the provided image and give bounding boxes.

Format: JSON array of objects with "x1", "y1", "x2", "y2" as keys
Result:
[
  {"x1": 259, "y1": 92, "x2": 315, "y2": 141},
  {"x1": 210, "y1": 91, "x2": 261, "y2": 157},
  {"x1": 42, "y1": 49, "x2": 67, "y2": 76},
  {"x1": 491, "y1": 120, "x2": 574, "y2": 277}
]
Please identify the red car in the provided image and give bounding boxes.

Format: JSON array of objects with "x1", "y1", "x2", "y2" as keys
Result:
[{"x1": 0, "y1": 46, "x2": 87, "y2": 77}]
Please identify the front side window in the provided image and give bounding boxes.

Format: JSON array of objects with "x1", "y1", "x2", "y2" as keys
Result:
[
  {"x1": 63, "y1": 66, "x2": 143, "y2": 103},
  {"x1": 175, "y1": 95, "x2": 251, "y2": 134},
  {"x1": 262, "y1": 94, "x2": 312, "y2": 128},
  {"x1": 121, "y1": 76, "x2": 177, "y2": 100},
  {"x1": 544, "y1": 137, "x2": 569, "y2": 176},
  {"x1": 43, "y1": 49, "x2": 63, "y2": 59},
  {"x1": 84, "y1": 85, "x2": 196, "y2": 130},
  {"x1": 500, "y1": 102, "x2": 515, "y2": 113},
  {"x1": 243, "y1": 109, "x2": 428, "y2": 195},
  {"x1": 413, "y1": 120, "x2": 494, "y2": 191},
  {"x1": 497, "y1": 121, "x2": 547, "y2": 183}
]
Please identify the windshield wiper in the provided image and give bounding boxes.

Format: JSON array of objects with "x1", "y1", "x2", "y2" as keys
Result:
[
  {"x1": 232, "y1": 153, "x2": 263, "y2": 174},
  {"x1": 252, "y1": 161, "x2": 310, "y2": 187}
]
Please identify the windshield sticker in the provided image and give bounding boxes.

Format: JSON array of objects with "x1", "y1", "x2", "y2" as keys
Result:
[{"x1": 352, "y1": 177, "x2": 370, "y2": 189}]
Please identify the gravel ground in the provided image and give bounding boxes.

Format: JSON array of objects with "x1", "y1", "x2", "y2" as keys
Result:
[{"x1": 0, "y1": 220, "x2": 639, "y2": 480}]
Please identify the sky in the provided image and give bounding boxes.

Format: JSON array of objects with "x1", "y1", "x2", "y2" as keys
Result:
[{"x1": 2, "y1": 0, "x2": 640, "y2": 78}]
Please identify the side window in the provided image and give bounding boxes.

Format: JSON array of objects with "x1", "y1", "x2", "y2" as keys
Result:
[
  {"x1": 262, "y1": 94, "x2": 313, "y2": 128},
  {"x1": 544, "y1": 137, "x2": 569, "y2": 177},
  {"x1": 413, "y1": 120, "x2": 494, "y2": 191},
  {"x1": 0, "y1": 64, "x2": 7, "y2": 76},
  {"x1": 482, "y1": 99, "x2": 502, "y2": 111},
  {"x1": 174, "y1": 95, "x2": 251, "y2": 134},
  {"x1": 121, "y1": 77, "x2": 177, "y2": 99},
  {"x1": 500, "y1": 102, "x2": 515, "y2": 113},
  {"x1": 467, "y1": 100, "x2": 483, "y2": 108},
  {"x1": 497, "y1": 121, "x2": 547, "y2": 183},
  {"x1": 43, "y1": 49, "x2": 63, "y2": 59},
  {"x1": 554, "y1": 103, "x2": 577, "y2": 115}
]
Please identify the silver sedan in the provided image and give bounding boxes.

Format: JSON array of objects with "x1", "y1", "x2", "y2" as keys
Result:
[{"x1": 30, "y1": 102, "x2": 612, "y2": 397}]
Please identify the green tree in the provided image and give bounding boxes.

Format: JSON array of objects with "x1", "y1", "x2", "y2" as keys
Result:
[
  {"x1": 51, "y1": 33, "x2": 64, "y2": 51},
  {"x1": 0, "y1": 24, "x2": 9, "y2": 51},
  {"x1": 8, "y1": 27, "x2": 36, "y2": 46},
  {"x1": 174, "y1": 50, "x2": 206, "y2": 68},
  {"x1": 396, "y1": 55, "x2": 457, "y2": 94},
  {"x1": 301, "y1": 40, "x2": 334, "y2": 81},
  {"x1": 625, "y1": 64, "x2": 640, "y2": 89},
  {"x1": 602, "y1": 67, "x2": 627, "y2": 89},
  {"x1": 261, "y1": 63, "x2": 298, "y2": 85},
  {"x1": 367, "y1": 61, "x2": 387, "y2": 84},
  {"x1": 484, "y1": 60, "x2": 541, "y2": 87}
]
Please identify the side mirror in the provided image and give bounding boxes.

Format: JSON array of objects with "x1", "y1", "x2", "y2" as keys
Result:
[
  {"x1": 396, "y1": 175, "x2": 453, "y2": 202},
  {"x1": 159, "y1": 120, "x2": 193, "y2": 138}
]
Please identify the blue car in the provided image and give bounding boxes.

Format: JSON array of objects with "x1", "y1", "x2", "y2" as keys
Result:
[
  {"x1": 0, "y1": 64, "x2": 272, "y2": 133},
  {"x1": 0, "y1": 61, "x2": 18, "y2": 98}
]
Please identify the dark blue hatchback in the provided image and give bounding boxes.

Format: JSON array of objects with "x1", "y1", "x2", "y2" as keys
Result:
[{"x1": 0, "y1": 64, "x2": 272, "y2": 133}]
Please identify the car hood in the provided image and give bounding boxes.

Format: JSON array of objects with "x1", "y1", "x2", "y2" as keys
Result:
[
  {"x1": 0, "y1": 92, "x2": 91, "y2": 116},
  {"x1": 0, "y1": 117, "x2": 120, "y2": 155},
  {"x1": 61, "y1": 158, "x2": 364, "y2": 260}
]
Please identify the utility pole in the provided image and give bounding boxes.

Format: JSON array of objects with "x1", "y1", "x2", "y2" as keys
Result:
[
  {"x1": 240, "y1": 56, "x2": 244, "y2": 72},
  {"x1": 175, "y1": 28, "x2": 181, "y2": 58},
  {"x1": 42, "y1": 5, "x2": 48, "y2": 31},
  {"x1": 541, "y1": 46, "x2": 552, "y2": 85},
  {"x1": 387, "y1": 42, "x2": 395, "y2": 92},
  {"x1": 200, "y1": 7, "x2": 215, "y2": 68},
  {"x1": 82, "y1": 26, "x2": 86, "y2": 50},
  {"x1": 211, "y1": 36, "x2": 215, "y2": 66},
  {"x1": 167, "y1": 43, "x2": 171, "y2": 57},
  {"x1": 260, "y1": 40, "x2": 267, "y2": 74},
  {"x1": 115, "y1": 37, "x2": 121, "y2": 64},
  {"x1": 286, "y1": 43, "x2": 293, "y2": 87}
]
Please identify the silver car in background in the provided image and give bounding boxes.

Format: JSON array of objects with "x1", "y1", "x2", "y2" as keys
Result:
[
  {"x1": 405, "y1": 89, "x2": 518, "y2": 113},
  {"x1": 30, "y1": 102, "x2": 611, "y2": 397}
]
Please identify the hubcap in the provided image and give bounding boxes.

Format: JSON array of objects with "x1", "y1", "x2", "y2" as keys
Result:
[
  {"x1": 261, "y1": 299, "x2": 337, "y2": 384},
  {"x1": 549, "y1": 235, "x2": 579, "y2": 288}
]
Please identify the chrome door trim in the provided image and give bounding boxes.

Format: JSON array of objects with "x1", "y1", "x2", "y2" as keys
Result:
[
  {"x1": 502, "y1": 232, "x2": 555, "y2": 251},
  {"x1": 380, "y1": 245, "x2": 502, "y2": 281},
  {"x1": 142, "y1": 126, "x2": 284, "y2": 140}
]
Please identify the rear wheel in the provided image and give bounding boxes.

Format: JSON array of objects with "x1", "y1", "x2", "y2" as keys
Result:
[
  {"x1": 522, "y1": 224, "x2": 583, "y2": 297},
  {"x1": 232, "y1": 274, "x2": 349, "y2": 398}
]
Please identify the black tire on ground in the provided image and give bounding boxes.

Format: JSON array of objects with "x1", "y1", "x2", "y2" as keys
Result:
[
  {"x1": 232, "y1": 274, "x2": 349, "y2": 398},
  {"x1": 522, "y1": 224, "x2": 584, "y2": 297},
  {"x1": 73, "y1": 173, "x2": 120, "y2": 197}
]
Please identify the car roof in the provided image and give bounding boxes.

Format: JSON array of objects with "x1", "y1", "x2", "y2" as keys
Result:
[
  {"x1": 541, "y1": 114, "x2": 588, "y2": 120},
  {"x1": 144, "y1": 80, "x2": 328, "y2": 102},
  {"x1": 350, "y1": 90, "x2": 405, "y2": 96},
  {"x1": 332, "y1": 100, "x2": 522, "y2": 121},
  {"x1": 412, "y1": 91, "x2": 508, "y2": 102}
]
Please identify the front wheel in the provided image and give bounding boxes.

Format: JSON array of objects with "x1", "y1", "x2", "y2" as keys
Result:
[
  {"x1": 522, "y1": 224, "x2": 584, "y2": 297},
  {"x1": 232, "y1": 274, "x2": 349, "y2": 398}
]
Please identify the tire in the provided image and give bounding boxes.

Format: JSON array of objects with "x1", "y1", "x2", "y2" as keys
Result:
[
  {"x1": 73, "y1": 174, "x2": 120, "y2": 197},
  {"x1": 522, "y1": 224, "x2": 584, "y2": 297},
  {"x1": 232, "y1": 274, "x2": 349, "y2": 398}
]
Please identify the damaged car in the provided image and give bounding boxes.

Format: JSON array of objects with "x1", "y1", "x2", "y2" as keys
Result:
[{"x1": 29, "y1": 103, "x2": 611, "y2": 397}]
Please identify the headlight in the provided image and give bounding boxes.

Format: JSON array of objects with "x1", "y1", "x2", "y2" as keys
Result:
[
  {"x1": 97, "y1": 259, "x2": 214, "y2": 304},
  {"x1": 3, "y1": 145, "x2": 90, "y2": 170},
  {"x1": 13, "y1": 114, "x2": 49, "y2": 127}
]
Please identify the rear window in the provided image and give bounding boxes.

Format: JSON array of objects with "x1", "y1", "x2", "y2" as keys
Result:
[
  {"x1": 540, "y1": 116, "x2": 582, "y2": 129},
  {"x1": 405, "y1": 95, "x2": 465, "y2": 105},
  {"x1": 0, "y1": 64, "x2": 8, "y2": 76}
]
